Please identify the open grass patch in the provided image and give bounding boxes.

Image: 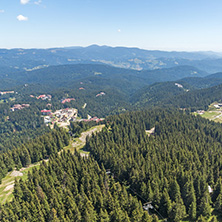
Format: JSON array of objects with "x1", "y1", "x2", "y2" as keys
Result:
[
  {"x1": 63, "y1": 124, "x2": 105, "y2": 154},
  {"x1": 0, "y1": 163, "x2": 40, "y2": 204},
  {"x1": 201, "y1": 111, "x2": 218, "y2": 119}
]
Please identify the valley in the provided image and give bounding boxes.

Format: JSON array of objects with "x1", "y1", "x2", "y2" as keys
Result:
[
  {"x1": 3, "y1": 0, "x2": 222, "y2": 220},
  {"x1": 0, "y1": 46, "x2": 222, "y2": 221}
]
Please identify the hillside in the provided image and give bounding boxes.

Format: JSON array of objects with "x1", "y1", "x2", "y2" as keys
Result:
[
  {"x1": 1, "y1": 109, "x2": 222, "y2": 221},
  {"x1": 0, "y1": 45, "x2": 222, "y2": 72},
  {"x1": 177, "y1": 72, "x2": 222, "y2": 89},
  {"x1": 131, "y1": 72, "x2": 222, "y2": 110},
  {"x1": 131, "y1": 81, "x2": 190, "y2": 108},
  {"x1": 165, "y1": 84, "x2": 222, "y2": 110},
  {"x1": 132, "y1": 82, "x2": 222, "y2": 111},
  {"x1": 86, "y1": 109, "x2": 222, "y2": 221},
  {"x1": 0, "y1": 64, "x2": 207, "y2": 91}
]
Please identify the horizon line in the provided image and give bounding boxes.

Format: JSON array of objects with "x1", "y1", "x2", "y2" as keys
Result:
[{"x1": 0, "y1": 44, "x2": 222, "y2": 53}]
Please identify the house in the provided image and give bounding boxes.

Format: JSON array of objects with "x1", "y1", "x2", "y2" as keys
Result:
[
  {"x1": 11, "y1": 104, "x2": 22, "y2": 111},
  {"x1": 37, "y1": 94, "x2": 52, "y2": 100},
  {"x1": 22, "y1": 104, "x2": 30, "y2": 108},
  {"x1": 41, "y1": 109, "x2": 51, "y2": 115},
  {"x1": 197, "y1": 110, "x2": 205, "y2": 115},
  {"x1": 44, "y1": 116, "x2": 51, "y2": 124},
  {"x1": 83, "y1": 116, "x2": 104, "y2": 123},
  {"x1": 61, "y1": 98, "x2": 75, "y2": 104},
  {"x1": 0, "y1": 91, "x2": 14, "y2": 95},
  {"x1": 96, "y1": 92, "x2": 106, "y2": 97},
  {"x1": 37, "y1": 94, "x2": 46, "y2": 99},
  {"x1": 10, "y1": 104, "x2": 30, "y2": 111},
  {"x1": 175, "y1": 83, "x2": 183, "y2": 88}
]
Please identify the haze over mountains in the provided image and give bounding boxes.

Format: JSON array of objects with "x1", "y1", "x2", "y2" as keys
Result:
[{"x1": 1, "y1": 45, "x2": 222, "y2": 73}]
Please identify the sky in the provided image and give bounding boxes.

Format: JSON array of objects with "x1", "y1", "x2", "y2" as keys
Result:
[{"x1": 1, "y1": 0, "x2": 222, "y2": 51}]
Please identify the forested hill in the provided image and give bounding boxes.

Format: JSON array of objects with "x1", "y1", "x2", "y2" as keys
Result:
[
  {"x1": 0, "y1": 103, "x2": 50, "y2": 152},
  {"x1": 164, "y1": 83, "x2": 222, "y2": 110},
  {"x1": 176, "y1": 72, "x2": 222, "y2": 89},
  {"x1": 131, "y1": 81, "x2": 190, "y2": 108},
  {"x1": 86, "y1": 109, "x2": 222, "y2": 221},
  {"x1": 0, "y1": 63, "x2": 207, "y2": 91},
  {"x1": 1, "y1": 109, "x2": 222, "y2": 221},
  {"x1": 131, "y1": 80, "x2": 222, "y2": 111},
  {"x1": 0, "y1": 152, "x2": 152, "y2": 221}
]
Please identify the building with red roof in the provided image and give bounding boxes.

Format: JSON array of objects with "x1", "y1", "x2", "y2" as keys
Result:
[{"x1": 41, "y1": 109, "x2": 51, "y2": 115}]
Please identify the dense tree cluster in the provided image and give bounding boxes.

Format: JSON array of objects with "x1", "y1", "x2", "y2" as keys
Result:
[
  {"x1": 0, "y1": 103, "x2": 50, "y2": 152},
  {"x1": 131, "y1": 81, "x2": 188, "y2": 108},
  {"x1": 1, "y1": 91, "x2": 222, "y2": 220},
  {"x1": 165, "y1": 84, "x2": 222, "y2": 111},
  {"x1": 0, "y1": 151, "x2": 153, "y2": 222},
  {"x1": 0, "y1": 128, "x2": 69, "y2": 183},
  {"x1": 86, "y1": 109, "x2": 222, "y2": 220},
  {"x1": 133, "y1": 83, "x2": 222, "y2": 111}
]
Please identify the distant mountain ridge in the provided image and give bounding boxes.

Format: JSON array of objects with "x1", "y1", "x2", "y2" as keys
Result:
[
  {"x1": 177, "y1": 72, "x2": 222, "y2": 89},
  {"x1": 1, "y1": 45, "x2": 222, "y2": 72}
]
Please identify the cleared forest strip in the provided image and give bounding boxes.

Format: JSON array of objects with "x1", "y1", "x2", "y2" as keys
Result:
[{"x1": 63, "y1": 124, "x2": 105, "y2": 155}]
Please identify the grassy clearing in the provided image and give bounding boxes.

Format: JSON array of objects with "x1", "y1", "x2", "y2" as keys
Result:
[
  {"x1": 200, "y1": 111, "x2": 222, "y2": 123},
  {"x1": 195, "y1": 102, "x2": 222, "y2": 123},
  {"x1": 201, "y1": 111, "x2": 218, "y2": 119},
  {"x1": 63, "y1": 124, "x2": 105, "y2": 154},
  {"x1": 0, "y1": 163, "x2": 40, "y2": 204}
]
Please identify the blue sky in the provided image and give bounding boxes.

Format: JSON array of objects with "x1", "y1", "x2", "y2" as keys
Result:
[{"x1": 1, "y1": 0, "x2": 222, "y2": 51}]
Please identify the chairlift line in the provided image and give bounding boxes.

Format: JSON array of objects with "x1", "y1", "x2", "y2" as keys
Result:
[{"x1": 105, "y1": 169, "x2": 166, "y2": 221}]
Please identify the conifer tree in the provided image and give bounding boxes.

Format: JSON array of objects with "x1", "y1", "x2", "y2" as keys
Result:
[
  {"x1": 99, "y1": 209, "x2": 110, "y2": 222},
  {"x1": 159, "y1": 188, "x2": 172, "y2": 218},
  {"x1": 49, "y1": 208, "x2": 60, "y2": 222},
  {"x1": 198, "y1": 191, "x2": 212, "y2": 218}
]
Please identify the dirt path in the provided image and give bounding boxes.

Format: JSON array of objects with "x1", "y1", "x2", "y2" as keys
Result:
[
  {"x1": 212, "y1": 112, "x2": 222, "y2": 120},
  {"x1": 76, "y1": 125, "x2": 104, "y2": 144}
]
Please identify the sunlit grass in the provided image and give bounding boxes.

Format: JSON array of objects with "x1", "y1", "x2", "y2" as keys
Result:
[{"x1": 0, "y1": 163, "x2": 40, "y2": 204}]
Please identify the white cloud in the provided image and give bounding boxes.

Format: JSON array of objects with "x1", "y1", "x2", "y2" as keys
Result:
[
  {"x1": 0, "y1": 10, "x2": 4, "y2": 13},
  {"x1": 34, "y1": 0, "x2": 42, "y2": 5},
  {"x1": 17, "y1": 15, "x2": 28, "y2": 21},
  {"x1": 20, "y1": 0, "x2": 30, "y2": 5}
]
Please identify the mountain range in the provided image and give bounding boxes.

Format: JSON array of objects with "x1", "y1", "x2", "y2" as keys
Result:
[{"x1": 1, "y1": 45, "x2": 222, "y2": 73}]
